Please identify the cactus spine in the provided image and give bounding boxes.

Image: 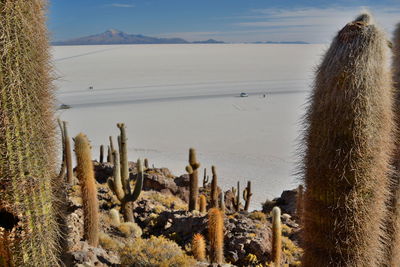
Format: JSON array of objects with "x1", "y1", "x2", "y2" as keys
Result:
[
  {"x1": 74, "y1": 133, "x2": 99, "y2": 247},
  {"x1": 211, "y1": 166, "x2": 218, "y2": 208},
  {"x1": 186, "y1": 148, "x2": 200, "y2": 211},
  {"x1": 243, "y1": 181, "x2": 252, "y2": 211},
  {"x1": 302, "y1": 14, "x2": 394, "y2": 266},
  {"x1": 108, "y1": 156, "x2": 143, "y2": 222},
  {"x1": 63, "y1": 121, "x2": 73, "y2": 184},
  {"x1": 208, "y1": 208, "x2": 224, "y2": 264},
  {"x1": 192, "y1": 233, "x2": 206, "y2": 261},
  {"x1": 0, "y1": 0, "x2": 60, "y2": 265},
  {"x1": 199, "y1": 194, "x2": 207, "y2": 213},
  {"x1": 384, "y1": 22, "x2": 400, "y2": 266},
  {"x1": 272, "y1": 207, "x2": 282, "y2": 266},
  {"x1": 99, "y1": 145, "x2": 104, "y2": 163}
]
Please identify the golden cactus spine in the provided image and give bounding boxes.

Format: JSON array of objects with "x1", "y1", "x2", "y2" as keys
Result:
[
  {"x1": 211, "y1": 166, "x2": 218, "y2": 208},
  {"x1": 192, "y1": 233, "x2": 206, "y2": 261},
  {"x1": 302, "y1": 14, "x2": 394, "y2": 266},
  {"x1": 186, "y1": 148, "x2": 200, "y2": 211},
  {"x1": 272, "y1": 207, "x2": 282, "y2": 266},
  {"x1": 208, "y1": 208, "x2": 224, "y2": 264},
  {"x1": 199, "y1": 195, "x2": 207, "y2": 213},
  {"x1": 0, "y1": 0, "x2": 60, "y2": 265},
  {"x1": 74, "y1": 133, "x2": 99, "y2": 247},
  {"x1": 384, "y1": 22, "x2": 400, "y2": 266}
]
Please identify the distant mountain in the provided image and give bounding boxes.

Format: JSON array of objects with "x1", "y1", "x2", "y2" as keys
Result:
[
  {"x1": 52, "y1": 29, "x2": 225, "y2": 46},
  {"x1": 192, "y1": 39, "x2": 225, "y2": 44},
  {"x1": 251, "y1": 41, "x2": 309, "y2": 44}
]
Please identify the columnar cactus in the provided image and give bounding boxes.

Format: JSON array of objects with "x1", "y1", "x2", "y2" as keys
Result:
[
  {"x1": 192, "y1": 233, "x2": 206, "y2": 261},
  {"x1": 117, "y1": 123, "x2": 129, "y2": 187},
  {"x1": 144, "y1": 158, "x2": 149, "y2": 169},
  {"x1": 296, "y1": 185, "x2": 304, "y2": 221},
  {"x1": 0, "y1": 1, "x2": 60, "y2": 265},
  {"x1": 199, "y1": 195, "x2": 207, "y2": 213},
  {"x1": 232, "y1": 181, "x2": 240, "y2": 212},
  {"x1": 99, "y1": 145, "x2": 104, "y2": 163},
  {"x1": 272, "y1": 207, "x2": 282, "y2": 266},
  {"x1": 108, "y1": 136, "x2": 115, "y2": 163},
  {"x1": 108, "y1": 156, "x2": 143, "y2": 222},
  {"x1": 186, "y1": 148, "x2": 200, "y2": 211},
  {"x1": 74, "y1": 133, "x2": 99, "y2": 247},
  {"x1": 208, "y1": 208, "x2": 224, "y2": 264},
  {"x1": 384, "y1": 22, "x2": 400, "y2": 266},
  {"x1": 302, "y1": 14, "x2": 394, "y2": 266},
  {"x1": 63, "y1": 121, "x2": 73, "y2": 184},
  {"x1": 243, "y1": 181, "x2": 252, "y2": 211},
  {"x1": 107, "y1": 146, "x2": 111, "y2": 163},
  {"x1": 203, "y1": 168, "x2": 209, "y2": 188},
  {"x1": 57, "y1": 119, "x2": 66, "y2": 178},
  {"x1": 211, "y1": 166, "x2": 219, "y2": 208}
]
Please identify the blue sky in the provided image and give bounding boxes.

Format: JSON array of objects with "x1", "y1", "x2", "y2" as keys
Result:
[{"x1": 49, "y1": 0, "x2": 400, "y2": 43}]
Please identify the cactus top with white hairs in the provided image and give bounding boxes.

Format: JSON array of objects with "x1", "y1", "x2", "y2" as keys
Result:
[{"x1": 302, "y1": 13, "x2": 394, "y2": 267}]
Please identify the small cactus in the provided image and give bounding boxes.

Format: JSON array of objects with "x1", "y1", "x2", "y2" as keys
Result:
[
  {"x1": 108, "y1": 136, "x2": 115, "y2": 163},
  {"x1": 203, "y1": 168, "x2": 209, "y2": 188},
  {"x1": 211, "y1": 166, "x2": 219, "y2": 208},
  {"x1": 232, "y1": 181, "x2": 241, "y2": 212},
  {"x1": 109, "y1": 209, "x2": 121, "y2": 226},
  {"x1": 99, "y1": 145, "x2": 104, "y2": 163},
  {"x1": 199, "y1": 194, "x2": 207, "y2": 213},
  {"x1": 144, "y1": 158, "x2": 149, "y2": 169},
  {"x1": 243, "y1": 181, "x2": 252, "y2": 211},
  {"x1": 64, "y1": 121, "x2": 74, "y2": 184},
  {"x1": 74, "y1": 133, "x2": 99, "y2": 247},
  {"x1": 296, "y1": 185, "x2": 304, "y2": 221},
  {"x1": 208, "y1": 208, "x2": 224, "y2": 264},
  {"x1": 272, "y1": 207, "x2": 282, "y2": 266},
  {"x1": 186, "y1": 148, "x2": 200, "y2": 211},
  {"x1": 192, "y1": 233, "x2": 206, "y2": 261}
]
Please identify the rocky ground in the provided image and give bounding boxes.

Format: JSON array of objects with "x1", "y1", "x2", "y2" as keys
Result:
[{"x1": 62, "y1": 161, "x2": 302, "y2": 267}]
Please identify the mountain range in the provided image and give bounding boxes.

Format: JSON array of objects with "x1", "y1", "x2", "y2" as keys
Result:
[{"x1": 52, "y1": 29, "x2": 225, "y2": 45}]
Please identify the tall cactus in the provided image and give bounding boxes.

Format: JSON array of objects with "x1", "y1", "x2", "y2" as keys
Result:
[
  {"x1": 0, "y1": 0, "x2": 60, "y2": 265},
  {"x1": 108, "y1": 156, "x2": 143, "y2": 222},
  {"x1": 272, "y1": 207, "x2": 282, "y2": 266},
  {"x1": 208, "y1": 208, "x2": 224, "y2": 264},
  {"x1": 211, "y1": 166, "x2": 218, "y2": 208},
  {"x1": 74, "y1": 133, "x2": 99, "y2": 247},
  {"x1": 57, "y1": 119, "x2": 66, "y2": 178},
  {"x1": 108, "y1": 137, "x2": 114, "y2": 164},
  {"x1": 302, "y1": 14, "x2": 394, "y2": 266},
  {"x1": 63, "y1": 121, "x2": 73, "y2": 184},
  {"x1": 384, "y1": 22, "x2": 400, "y2": 266},
  {"x1": 243, "y1": 181, "x2": 252, "y2": 211},
  {"x1": 186, "y1": 148, "x2": 200, "y2": 211}
]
